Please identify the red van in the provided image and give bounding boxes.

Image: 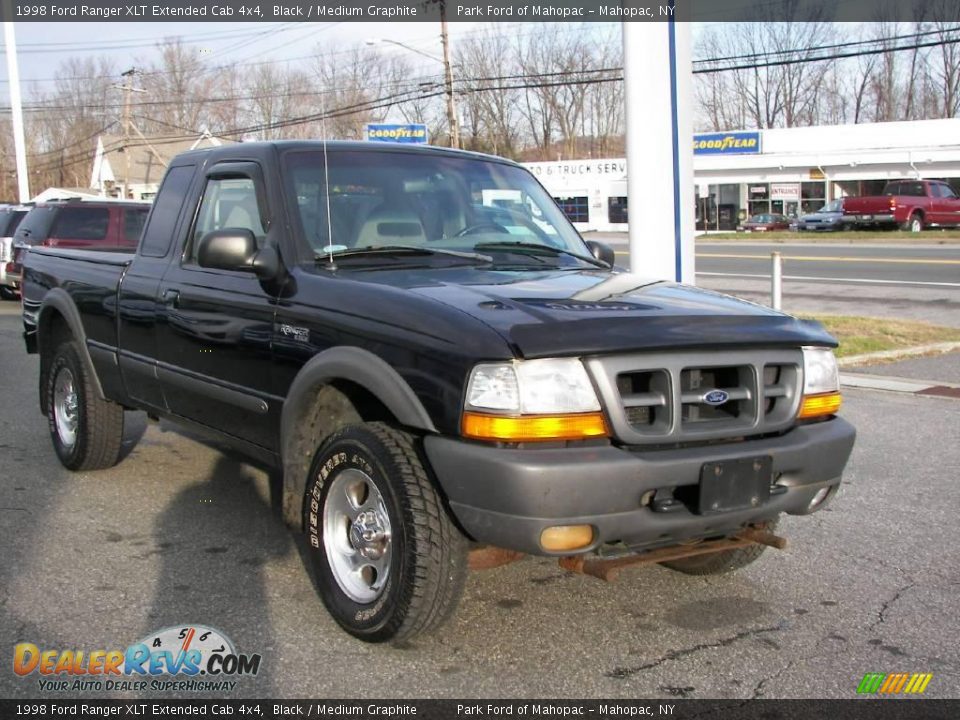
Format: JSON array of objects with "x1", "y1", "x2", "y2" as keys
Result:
[{"x1": 3, "y1": 200, "x2": 150, "y2": 297}]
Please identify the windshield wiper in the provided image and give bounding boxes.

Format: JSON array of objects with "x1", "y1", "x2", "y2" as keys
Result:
[
  {"x1": 316, "y1": 245, "x2": 492, "y2": 264},
  {"x1": 474, "y1": 241, "x2": 609, "y2": 268}
]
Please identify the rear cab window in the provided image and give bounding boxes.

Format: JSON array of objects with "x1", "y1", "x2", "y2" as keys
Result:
[{"x1": 139, "y1": 165, "x2": 196, "y2": 258}]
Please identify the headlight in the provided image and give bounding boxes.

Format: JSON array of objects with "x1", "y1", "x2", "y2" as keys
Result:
[
  {"x1": 799, "y1": 347, "x2": 841, "y2": 419},
  {"x1": 463, "y1": 359, "x2": 606, "y2": 441},
  {"x1": 802, "y1": 347, "x2": 839, "y2": 395}
]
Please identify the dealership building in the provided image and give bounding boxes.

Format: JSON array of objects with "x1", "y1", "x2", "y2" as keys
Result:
[{"x1": 522, "y1": 118, "x2": 960, "y2": 232}]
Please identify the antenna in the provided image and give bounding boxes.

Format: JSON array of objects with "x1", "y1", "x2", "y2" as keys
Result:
[{"x1": 320, "y1": 91, "x2": 336, "y2": 269}]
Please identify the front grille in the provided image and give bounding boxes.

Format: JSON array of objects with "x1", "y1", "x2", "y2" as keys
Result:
[{"x1": 586, "y1": 349, "x2": 802, "y2": 445}]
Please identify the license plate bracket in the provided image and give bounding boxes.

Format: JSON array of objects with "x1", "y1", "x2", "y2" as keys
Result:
[{"x1": 699, "y1": 456, "x2": 772, "y2": 514}]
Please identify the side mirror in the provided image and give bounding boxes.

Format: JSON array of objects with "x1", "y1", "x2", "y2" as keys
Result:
[
  {"x1": 585, "y1": 240, "x2": 616, "y2": 267},
  {"x1": 196, "y1": 229, "x2": 257, "y2": 272}
]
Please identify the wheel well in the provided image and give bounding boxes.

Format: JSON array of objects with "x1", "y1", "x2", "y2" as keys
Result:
[
  {"x1": 911, "y1": 209, "x2": 925, "y2": 219},
  {"x1": 281, "y1": 379, "x2": 403, "y2": 529},
  {"x1": 38, "y1": 310, "x2": 73, "y2": 414}
]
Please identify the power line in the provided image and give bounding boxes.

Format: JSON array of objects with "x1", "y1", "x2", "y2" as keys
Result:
[
  {"x1": 694, "y1": 33, "x2": 960, "y2": 73},
  {"x1": 695, "y1": 25, "x2": 960, "y2": 65}
]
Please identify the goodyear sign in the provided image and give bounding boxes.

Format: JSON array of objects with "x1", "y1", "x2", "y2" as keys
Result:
[
  {"x1": 366, "y1": 123, "x2": 428, "y2": 144},
  {"x1": 693, "y1": 131, "x2": 761, "y2": 155}
]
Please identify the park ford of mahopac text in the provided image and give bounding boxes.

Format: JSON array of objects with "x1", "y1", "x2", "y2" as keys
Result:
[{"x1": 21, "y1": 141, "x2": 854, "y2": 642}]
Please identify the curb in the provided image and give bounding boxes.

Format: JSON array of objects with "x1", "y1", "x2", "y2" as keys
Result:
[
  {"x1": 841, "y1": 373, "x2": 960, "y2": 398},
  {"x1": 837, "y1": 341, "x2": 960, "y2": 368}
]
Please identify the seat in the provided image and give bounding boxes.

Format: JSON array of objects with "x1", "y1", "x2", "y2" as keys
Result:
[
  {"x1": 223, "y1": 196, "x2": 263, "y2": 235},
  {"x1": 354, "y1": 201, "x2": 427, "y2": 248}
]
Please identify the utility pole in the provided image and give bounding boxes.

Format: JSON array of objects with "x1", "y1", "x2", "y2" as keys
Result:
[
  {"x1": 113, "y1": 68, "x2": 145, "y2": 199},
  {"x1": 622, "y1": 18, "x2": 694, "y2": 284},
  {"x1": 4, "y1": 22, "x2": 30, "y2": 202},
  {"x1": 439, "y1": 2, "x2": 460, "y2": 149}
]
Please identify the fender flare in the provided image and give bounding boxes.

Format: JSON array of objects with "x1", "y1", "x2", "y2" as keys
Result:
[
  {"x1": 280, "y1": 346, "x2": 437, "y2": 528},
  {"x1": 37, "y1": 288, "x2": 107, "y2": 404}
]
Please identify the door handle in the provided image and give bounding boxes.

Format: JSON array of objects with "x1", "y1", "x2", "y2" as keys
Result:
[{"x1": 161, "y1": 289, "x2": 180, "y2": 307}]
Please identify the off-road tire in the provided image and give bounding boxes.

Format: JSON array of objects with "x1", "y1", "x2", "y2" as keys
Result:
[
  {"x1": 660, "y1": 520, "x2": 779, "y2": 576},
  {"x1": 45, "y1": 340, "x2": 124, "y2": 471},
  {"x1": 304, "y1": 422, "x2": 468, "y2": 643}
]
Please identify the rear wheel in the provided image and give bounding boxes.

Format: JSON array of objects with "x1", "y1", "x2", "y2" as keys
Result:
[
  {"x1": 0, "y1": 286, "x2": 17, "y2": 301},
  {"x1": 660, "y1": 520, "x2": 778, "y2": 576},
  {"x1": 304, "y1": 422, "x2": 467, "y2": 643},
  {"x1": 902, "y1": 213, "x2": 924, "y2": 233},
  {"x1": 45, "y1": 340, "x2": 124, "y2": 471}
]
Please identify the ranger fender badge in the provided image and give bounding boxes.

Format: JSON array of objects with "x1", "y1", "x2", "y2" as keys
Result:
[{"x1": 704, "y1": 389, "x2": 729, "y2": 406}]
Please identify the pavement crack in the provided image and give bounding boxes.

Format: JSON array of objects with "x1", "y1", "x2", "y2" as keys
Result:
[
  {"x1": 869, "y1": 582, "x2": 916, "y2": 631},
  {"x1": 606, "y1": 623, "x2": 785, "y2": 680},
  {"x1": 751, "y1": 659, "x2": 797, "y2": 699}
]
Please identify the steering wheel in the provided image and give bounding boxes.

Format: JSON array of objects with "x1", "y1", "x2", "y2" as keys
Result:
[{"x1": 454, "y1": 222, "x2": 510, "y2": 237}]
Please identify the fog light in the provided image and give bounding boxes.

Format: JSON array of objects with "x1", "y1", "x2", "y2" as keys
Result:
[
  {"x1": 540, "y1": 525, "x2": 594, "y2": 552},
  {"x1": 808, "y1": 486, "x2": 832, "y2": 511}
]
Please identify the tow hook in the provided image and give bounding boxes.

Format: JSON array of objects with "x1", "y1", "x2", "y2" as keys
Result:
[{"x1": 558, "y1": 525, "x2": 787, "y2": 582}]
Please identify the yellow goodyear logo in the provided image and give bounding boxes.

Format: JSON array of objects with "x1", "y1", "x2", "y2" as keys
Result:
[{"x1": 857, "y1": 672, "x2": 933, "y2": 695}]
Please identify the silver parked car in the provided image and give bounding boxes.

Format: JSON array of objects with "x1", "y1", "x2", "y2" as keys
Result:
[
  {"x1": 793, "y1": 199, "x2": 850, "y2": 232},
  {"x1": 0, "y1": 204, "x2": 30, "y2": 299}
]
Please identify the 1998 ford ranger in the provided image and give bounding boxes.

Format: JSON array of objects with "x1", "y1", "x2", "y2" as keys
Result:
[{"x1": 22, "y1": 142, "x2": 855, "y2": 642}]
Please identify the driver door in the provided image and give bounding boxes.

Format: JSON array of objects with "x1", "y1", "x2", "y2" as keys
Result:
[{"x1": 155, "y1": 162, "x2": 281, "y2": 450}]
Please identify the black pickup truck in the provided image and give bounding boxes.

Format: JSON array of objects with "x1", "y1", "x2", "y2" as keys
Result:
[{"x1": 22, "y1": 141, "x2": 855, "y2": 643}]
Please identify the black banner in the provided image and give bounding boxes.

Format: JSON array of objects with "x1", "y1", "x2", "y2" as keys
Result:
[
  {"x1": 0, "y1": 0, "x2": 957, "y2": 23},
  {"x1": 1, "y1": 700, "x2": 959, "y2": 720}
]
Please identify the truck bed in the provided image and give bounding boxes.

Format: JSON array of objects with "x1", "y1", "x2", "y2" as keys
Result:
[{"x1": 21, "y1": 246, "x2": 133, "y2": 355}]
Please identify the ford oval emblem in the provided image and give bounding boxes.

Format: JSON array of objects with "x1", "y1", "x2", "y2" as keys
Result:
[{"x1": 704, "y1": 389, "x2": 729, "y2": 406}]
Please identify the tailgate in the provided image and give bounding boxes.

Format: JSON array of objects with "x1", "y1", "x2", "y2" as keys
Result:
[{"x1": 842, "y1": 197, "x2": 890, "y2": 214}]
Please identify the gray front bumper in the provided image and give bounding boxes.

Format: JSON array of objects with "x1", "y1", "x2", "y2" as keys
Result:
[{"x1": 424, "y1": 418, "x2": 856, "y2": 556}]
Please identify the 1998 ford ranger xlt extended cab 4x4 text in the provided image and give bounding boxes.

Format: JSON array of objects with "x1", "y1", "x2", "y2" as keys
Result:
[{"x1": 22, "y1": 142, "x2": 855, "y2": 643}]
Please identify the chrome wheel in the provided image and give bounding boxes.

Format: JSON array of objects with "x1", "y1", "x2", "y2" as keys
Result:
[
  {"x1": 53, "y1": 367, "x2": 79, "y2": 448},
  {"x1": 323, "y1": 468, "x2": 392, "y2": 604},
  {"x1": 910, "y1": 216, "x2": 922, "y2": 232}
]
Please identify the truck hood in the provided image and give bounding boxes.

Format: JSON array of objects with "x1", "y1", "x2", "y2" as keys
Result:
[{"x1": 347, "y1": 266, "x2": 835, "y2": 358}]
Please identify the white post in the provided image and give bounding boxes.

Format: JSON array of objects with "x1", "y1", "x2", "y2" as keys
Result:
[
  {"x1": 4, "y1": 22, "x2": 30, "y2": 203},
  {"x1": 622, "y1": 16, "x2": 694, "y2": 283},
  {"x1": 771, "y1": 252, "x2": 783, "y2": 310}
]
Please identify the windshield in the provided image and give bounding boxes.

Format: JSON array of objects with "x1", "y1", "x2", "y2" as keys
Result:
[
  {"x1": 819, "y1": 200, "x2": 842, "y2": 213},
  {"x1": 283, "y1": 149, "x2": 591, "y2": 266}
]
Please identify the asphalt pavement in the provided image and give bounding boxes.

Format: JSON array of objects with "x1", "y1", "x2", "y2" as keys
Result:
[
  {"x1": 846, "y1": 350, "x2": 960, "y2": 385},
  {"x1": 693, "y1": 243, "x2": 960, "y2": 288},
  {"x1": 584, "y1": 234, "x2": 960, "y2": 327},
  {"x1": 1, "y1": 308, "x2": 958, "y2": 700}
]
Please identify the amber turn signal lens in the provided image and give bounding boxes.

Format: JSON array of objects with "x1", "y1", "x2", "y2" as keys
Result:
[
  {"x1": 540, "y1": 525, "x2": 594, "y2": 552},
  {"x1": 461, "y1": 411, "x2": 608, "y2": 442},
  {"x1": 798, "y1": 392, "x2": 842, "y2": 419}
]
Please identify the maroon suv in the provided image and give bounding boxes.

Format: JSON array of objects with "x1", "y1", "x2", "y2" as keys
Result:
[{"x1": 4, "y1": 200, "x2": 150, "y2": 296}]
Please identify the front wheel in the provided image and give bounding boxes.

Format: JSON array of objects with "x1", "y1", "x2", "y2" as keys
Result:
[
  {"x1": 45, "y1": 340, "x2": 124, "y2": 471},
  {"x1": 304, "y1": 423, "x2": 467, "y2": 643}
]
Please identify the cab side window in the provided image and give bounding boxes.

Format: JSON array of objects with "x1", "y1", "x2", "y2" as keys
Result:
[
  {"x1": 934, "y1": 184, "x2": 957, "y2": 199},
  {"x1": 189, "y1": 177, "x2": 266, "y2": 263}
]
